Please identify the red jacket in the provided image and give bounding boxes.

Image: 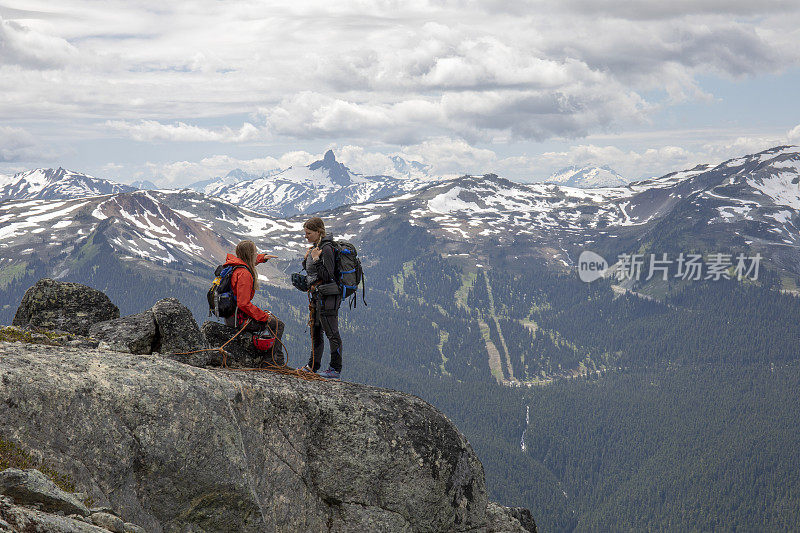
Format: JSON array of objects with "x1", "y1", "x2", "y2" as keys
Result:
[{"x1": 224, "y1": 253, "x2": 270, "y2": 322}]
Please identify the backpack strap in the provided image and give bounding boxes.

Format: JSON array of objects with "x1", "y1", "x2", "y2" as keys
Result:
[
  {"x1": 360, "y1": 264, "x2": 367, "y2": 307},
  {"x1": 318, "y1": 240, "x2": 339, "y2": 286}
]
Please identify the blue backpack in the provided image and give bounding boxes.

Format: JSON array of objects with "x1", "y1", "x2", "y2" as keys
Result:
[
  {"x1": 331, "y1": 241, "x2": 366, "y2": 308},
  {"x1": 207, "y1": 264, "x2": 245, "y2": 317}
]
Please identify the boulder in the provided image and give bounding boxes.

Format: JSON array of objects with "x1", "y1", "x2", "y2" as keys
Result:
[
  {"x1": 0, "y1": 468, "x2": 90, "y2": 517},
  {"x1": 88, "y1": 311, "x2": 157, "y2": 355},
  {"x1": 150, "y1": 298, "x2": 206, "y2": 355},
  {"x1": 123, "y1": 522, "x2": 146, "y2": 533},
  {"x1": 200, "y1": 320, "x2": 263, "y2": 368},
  {"x1": 0, "y1": 495, "x2": 107, "y2": 532},
  {"x1": 12, "y1": 279, "x2": 119, "y2": 336},
  {"x1": 0, "y1": 342, "x2": 516, "y2": 533},
  {"x1": 90, "y1": 511, "x2": 125, "y2": 532},
  {"x1": 486, "y1": 502, "x2": 537, "y2": 532}
]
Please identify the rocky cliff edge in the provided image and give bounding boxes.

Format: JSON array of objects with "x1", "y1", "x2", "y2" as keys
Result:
[{"x1": 0, "y1": 341, "x2": 535, "y2": 532}]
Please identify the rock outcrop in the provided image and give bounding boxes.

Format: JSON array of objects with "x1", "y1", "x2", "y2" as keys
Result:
[
  {"x1": 12, "y1": 279, "x2": 119, "y2": 336},
  {"x1": 89, "y1": 298, "x2": 208, "y2": 357},
  {"x1": 0, "y1": 342, "x2": 533, "y2": 532},
  {"x1": 0, "y1": 493, "x2": 146, "y2": 533},
  {"x1": 0, "y1": 468, "x2": 90, "y2": 517},
  {"x1": 2, "y1": 279, "x2": 536, "y2": 532},
  {"x1": 89, "y1": 311, "x2": 157, "y2": 355},
  {"x1": 150, "y1": 298, "x2": 206, "y2": 354}
]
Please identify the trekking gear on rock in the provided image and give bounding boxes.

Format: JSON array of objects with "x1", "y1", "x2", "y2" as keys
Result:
[
  {"x1": 207, "y1": 264, "x2": 245, "y2": 317},
  {"x1": 252, "y1": 330, "x2": 276, "y2": 352}
]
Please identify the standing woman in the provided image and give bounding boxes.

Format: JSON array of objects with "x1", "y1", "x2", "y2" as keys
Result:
[
  {"x1": 224, "y1": 240, "x2": 286, "y2": 366},
  {"x1": 298, "y1": 217, "x2": 343, "y2": 379}
]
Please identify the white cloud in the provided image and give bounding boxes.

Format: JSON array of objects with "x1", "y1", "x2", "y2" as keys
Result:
[
  {"x1": 787, "y1": 124, "x2": 800, "y2": 143},
  {"x1": 2, "y1": 2, "x2": 797, "y2": 128},
  {"x1": 400, "y1": 138, "x2": 496, "y2": 176},
  {"x1": 527, "y1": 144, "x2": 698, "y2": 180},
  {"x1": 101, "y1": 126, "x2": 800, "y2": 189},
  {"x1": 1, "y1": 0, "x2": 799, "y2": 177},
  {"x1": 510, "y1": 127, "x2": 800, "y2": 181},
  {"x1": 105, "y1": 120, "x2": 263, "y2": 143},
  {"x1": 0, "y1": 16, "x2": 79, "y2": 69},
  {"x1": 0, "y1": 125, "x2": 57, "y2": 163}
]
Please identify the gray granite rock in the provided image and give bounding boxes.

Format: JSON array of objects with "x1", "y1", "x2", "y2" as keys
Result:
[
  {"x1": 89, "y1": 311, "x2": 157, "y2": 355},
  {"x1": 123, "y1": 521, "x2": 146, "y2": 533},
  {"x1": 486, "y1": 502, "x2": 537, "y2": 532},
  {"x1": 0, "y1": 468, "x2": 89, "y2": 517},
  {"x1": 12, "y1": 279, "x2": 119, "y2": 336},
  {"x1": 150, "y1": 298, "x2": 206, "y2": 355},
  {"x1": 0, "y1": 342, "x2": 501, "y2": 532},
  {"x1": 90, "y1": 511, "x2": 125, "y2": 532},
  {"x1": 0, "y1": 495, "x2": 107, "y2": 532}
]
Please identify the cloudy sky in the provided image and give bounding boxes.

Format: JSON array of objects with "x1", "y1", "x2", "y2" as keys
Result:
[{"x1": 1, "y1": 0, "x2": 799, "y2": 185}]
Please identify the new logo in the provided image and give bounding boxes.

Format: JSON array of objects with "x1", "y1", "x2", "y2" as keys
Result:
[{"x1": 578, "y1": 250, "x2": 608, "y2": 282}]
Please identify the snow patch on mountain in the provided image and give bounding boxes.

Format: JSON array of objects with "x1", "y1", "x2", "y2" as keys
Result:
[
  {"x1": 131, "y1": 180, "x2": 158, "y2": 190},
  {"x1": 429, "y1": 186, "x2": 481, "y2": 214},
  {"x1": 747, "y1": 173, "x2": 800, "y2": 210}
]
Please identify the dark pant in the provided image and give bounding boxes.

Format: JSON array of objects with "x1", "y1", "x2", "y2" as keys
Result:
[
  {"x1": 307, "y1": 295, "x2": 342, "y2": 372},
  {"x1": 226, "y1": 311, "x2": 285, "y2": 366}
]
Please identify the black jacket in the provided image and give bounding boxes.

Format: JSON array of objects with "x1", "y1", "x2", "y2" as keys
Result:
[{"x1": 303, "y1": 235, "x2": 337, "y2": 286}]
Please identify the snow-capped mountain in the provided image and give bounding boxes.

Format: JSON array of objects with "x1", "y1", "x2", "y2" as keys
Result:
[
  {"x1": 199, "y1": 150, "x2": 432, "y2": 217},
  {"x1": 187, "y1": 168, "x2": 255, "y2": 193},
  {"x1": 390, "y1": 155, "x2": 432, "y2": 179},
  {"x1": 1, "y1": 146, "x2": 798, "y2": 316},
  {"x1": 0, "y1": 168, "x2": 135, "y2": 201},
  {"x1": 545, "y1": 165, "x2": 628, "y2": 188}
]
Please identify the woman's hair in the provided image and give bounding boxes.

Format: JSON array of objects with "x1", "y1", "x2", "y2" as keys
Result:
[
  {"x1": 303, "y1": 217, "x2": 326, "y2": 245},
  {"x1": 235, "y1": 240, "x2": 259, "y2": 291}
]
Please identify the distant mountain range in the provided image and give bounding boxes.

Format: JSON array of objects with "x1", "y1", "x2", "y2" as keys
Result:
[
  {"x1": 545, "y1": 165, "x2": 628, "y2": 188},
  {"x1": 1, "y1": 146, "x2": 798, "y2": 302},
  {"x1": 0, "y1": 151, "x2": 438, "y2": 218},
  {"x1": 188, "y1": 150, "x2": 435, "y2": 217}
]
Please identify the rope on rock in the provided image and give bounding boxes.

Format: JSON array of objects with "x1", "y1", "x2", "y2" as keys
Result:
[{"x1": 172, "y1": 315, "x2": 329, "y2": 382}]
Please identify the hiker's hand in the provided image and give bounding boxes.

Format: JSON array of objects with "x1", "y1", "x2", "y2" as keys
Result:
[{"x1": 310, "y1": 247, "x2": 322, "y2": 260}]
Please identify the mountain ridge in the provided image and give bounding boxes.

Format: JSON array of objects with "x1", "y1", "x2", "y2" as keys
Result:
[
  {"x1": 1, "y1": 146, "x2": 798, "y2": 293},
  {"x1": 0, "y1": 167, "x2": 136, "y2": 202}
]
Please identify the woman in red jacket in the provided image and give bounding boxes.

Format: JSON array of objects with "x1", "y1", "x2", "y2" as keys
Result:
[{"x1": 224, "y1": 240, "x2": 285, "y2": 366}]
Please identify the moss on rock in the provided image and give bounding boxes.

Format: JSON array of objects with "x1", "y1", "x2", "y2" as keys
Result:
[{"x1": 0, "y1": 436, "x2": 76, "y2": 493}]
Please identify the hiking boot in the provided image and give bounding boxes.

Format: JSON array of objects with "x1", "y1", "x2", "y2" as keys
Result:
[
  {"x1": 319, "y1": 368, "x2": 341, "y2": 380},
  {"x1": 297, "y1": 365, "x2": 315, "y2": 373}
]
